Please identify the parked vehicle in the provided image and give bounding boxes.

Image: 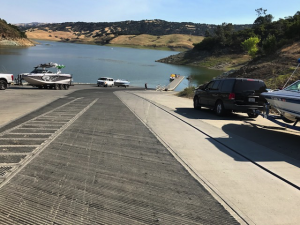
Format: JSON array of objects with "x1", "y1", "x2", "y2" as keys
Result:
[
  {"x1": 97, "y1": 77, "x2": 114, "y2": 87},
  {"x1": 0, "y1": 73, "x2": 14, "y2": 90},
  {"x1": 193, "y1": 78, "x2": 267, "y2": 117}
]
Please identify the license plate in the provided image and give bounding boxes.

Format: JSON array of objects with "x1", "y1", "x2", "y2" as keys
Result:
[{"x1": 248, "y1": 98, "x2": 255, "y2": 102}]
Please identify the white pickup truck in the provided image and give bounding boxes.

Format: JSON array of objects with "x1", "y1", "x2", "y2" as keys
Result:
[{"x1": 0, "y1": 73, "x2": 14, "y2": 90}]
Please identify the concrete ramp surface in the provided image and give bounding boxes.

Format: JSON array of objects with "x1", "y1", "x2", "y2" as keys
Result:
[{"x1": 0, "y1": 88, "x2": 238, "y2": 225}]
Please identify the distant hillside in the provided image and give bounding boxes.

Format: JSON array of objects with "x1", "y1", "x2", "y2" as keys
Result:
[
  {"x1": 157, "y1": 10, "x2": 300, "y2": 89},
  {"x1": 24, "y1": 20, "x2": 251, "y2": 50},
  {"x1": 0, "y1": 19, "x2": 34, "y2": 46}
]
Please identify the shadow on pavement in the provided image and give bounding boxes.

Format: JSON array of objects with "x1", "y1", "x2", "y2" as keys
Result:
[
  {"x1": 221, "y1": 123, "x2": 300, "y2": 162},
  {"x1": 174, "y1": 107, "x2": 300, "y2": 168},
  {"x1": 174, "y1": 107, "x2": 256, "y2": 121}
]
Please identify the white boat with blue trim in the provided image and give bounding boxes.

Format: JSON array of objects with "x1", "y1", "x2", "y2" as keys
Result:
[
  {"x1": 261, "y1": 58, "x2": 300, "y2": 123},
  {"x1": 261, "y1": 80, "x2": 300, "y2": 123}
]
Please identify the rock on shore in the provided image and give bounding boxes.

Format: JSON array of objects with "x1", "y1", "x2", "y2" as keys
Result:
[{"x1": 0, "y1": 38, "x2": 35, "y2": 46}]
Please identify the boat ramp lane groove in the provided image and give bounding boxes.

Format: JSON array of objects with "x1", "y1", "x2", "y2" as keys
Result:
[
  {"x1": 0, "y1": 98, "x2": 98, "y2": 187},
  {"x1": 0, "y1": 89, "x2": 239, "y2": 225}
]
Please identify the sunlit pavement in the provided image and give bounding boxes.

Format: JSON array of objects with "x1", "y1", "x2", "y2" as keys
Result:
[{"x1": 117, "y1": 90, "x2": 300, "y2": 225}]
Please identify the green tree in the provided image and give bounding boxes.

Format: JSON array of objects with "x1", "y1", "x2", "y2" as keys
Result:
[
  {"x1": 262, "y1": 34, "x2": 277, "y2": 54},
  {"x1": 241, "y1": 37, "x2": 260, "y2": 58},
  {"x1": 253, "y1": 8, "x2": 274, "y2": 26}
]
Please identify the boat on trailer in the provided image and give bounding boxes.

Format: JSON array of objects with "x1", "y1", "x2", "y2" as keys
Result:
[
  {"x1": 261, "y1": 58, "x2": 300, "y2": 125},
  {"x1": 19, "y1": 62, "x2": 72, "y2": 90},
  {"x1": 114, "y1": 79, "x2": 130, "y2": 87},
  {"x1": 261, "y1": 80, "x2": 300, "y2": 124}
]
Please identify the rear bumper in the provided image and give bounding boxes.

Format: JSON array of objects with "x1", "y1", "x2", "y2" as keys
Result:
[{"x1": 227, "y1": 104, "x2": 264, "y2": 112}]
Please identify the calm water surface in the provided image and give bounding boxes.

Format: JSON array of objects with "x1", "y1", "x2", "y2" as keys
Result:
[{"x1": 0, "y1": 40, "x2": 221, "y2": 91}]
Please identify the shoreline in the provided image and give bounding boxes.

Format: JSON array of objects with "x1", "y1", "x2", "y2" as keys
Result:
[{"x1": 29, "y1": 38, "x2": 187, "y2": 52}]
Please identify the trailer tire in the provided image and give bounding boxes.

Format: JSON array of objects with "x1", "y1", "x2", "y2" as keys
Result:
[
  {"x1": 247, "y1": 112, "x2": 258, "y2": 118},
  {"x1": 63, "y1": 84, "x2": 69, "y2": 90},
  {"x1": 54, "y1": 84, "x2": 59, "y2": 90}
]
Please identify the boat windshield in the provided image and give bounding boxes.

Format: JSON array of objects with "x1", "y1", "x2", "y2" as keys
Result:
[
  {"x1": 31, "y1": 69, "x2": 52, "y2": 73},
  {"x1": 284, "y1": 80, "x2": 300, "y2": 92}
]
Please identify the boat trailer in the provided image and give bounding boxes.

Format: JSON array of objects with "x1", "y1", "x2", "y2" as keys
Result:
[{"x1": 256, "y1": 103, "x2": 300, "y2": 132}]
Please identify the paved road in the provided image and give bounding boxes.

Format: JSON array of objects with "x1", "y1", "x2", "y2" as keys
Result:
[{"x1": 0, "y1": 87, "x2": 238, "y2": 224}]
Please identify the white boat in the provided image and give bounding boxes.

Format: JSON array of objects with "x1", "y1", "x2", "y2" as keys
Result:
[
  {"x1": 261, "y1": 80, "x2": 300, "y2": 122},
  {"x1": 19, "y1": 62, "x2": 72, "y2": 89},
  {"x1": 114, "y1": 79, "x2": 130, "y2": 87}
]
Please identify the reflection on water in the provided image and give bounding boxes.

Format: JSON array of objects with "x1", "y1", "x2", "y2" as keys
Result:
[{"x1": 0, "y1": 40, "x2": 221, "y2": 91}]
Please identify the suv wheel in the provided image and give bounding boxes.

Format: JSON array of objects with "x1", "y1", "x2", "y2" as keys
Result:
[
  {"x1": 193, "y1": 96, "x2": 201, "y2": 110},
  {"x1": 215, "y1": 101, "x2": 225, "y2": 116},
  {"x1": 247, "y1": 112, "x2": 258, "y2": 118}
]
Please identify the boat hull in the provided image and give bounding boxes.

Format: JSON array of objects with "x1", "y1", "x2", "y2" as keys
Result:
[
  {"x1": 21, "y1": 73, "x2": 72, "y2": 86},
  {"x1": 114, "y1": 80, "x2": 130, "y2": 87},
  {"x1": 261, "y1": 91, "x2": 300, "y2": 122}
]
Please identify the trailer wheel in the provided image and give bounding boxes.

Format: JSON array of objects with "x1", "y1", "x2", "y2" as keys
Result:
[
  {"x1": 0, "y1": 80, "x2": 7, "y2": 90},
  {"x1": 247, "y1": 112, "x2": 258, "y2": 118},
  {"x1": 54, "y1": 84, "x2": 59, "y2": 90},
  {"x1": 63, "y1": 84, "x2": 69, "y2": 90}
]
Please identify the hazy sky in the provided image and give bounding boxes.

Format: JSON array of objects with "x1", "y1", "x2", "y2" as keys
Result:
[{"x1": 1, "y1": 0, "x2": 299, "y2": 25}]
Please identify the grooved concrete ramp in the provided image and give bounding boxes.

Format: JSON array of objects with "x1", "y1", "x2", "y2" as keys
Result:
[{"x1": 0, "y1": 88, "x2": 238, "y2": 225}]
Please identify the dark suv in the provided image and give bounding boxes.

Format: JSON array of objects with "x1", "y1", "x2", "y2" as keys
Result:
[{"x1": 193, "y1": 78, "x2": 267, "y2": 118}]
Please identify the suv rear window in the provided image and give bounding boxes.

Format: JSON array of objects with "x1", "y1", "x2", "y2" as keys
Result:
[
  {"x1": 233, "y1": 80, "x2": 266, "y2": 93},
  {"x1": 220, "y1": 79, "x2": 235, "y2": 92}
]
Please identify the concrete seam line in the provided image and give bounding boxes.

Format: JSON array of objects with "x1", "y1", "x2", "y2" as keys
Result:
[
  {"x1": 115, "y1": 91, "x2": 250, "y2": 225},
  {"x1": 0, "y1": 98, "x2": 81, "y2": 136},
  {"x1": 131, "y1": 92, "x2": 300, "y2": 191},
  {"x1": 0, "y1": 98, "x2": 98, "y2": 189}
]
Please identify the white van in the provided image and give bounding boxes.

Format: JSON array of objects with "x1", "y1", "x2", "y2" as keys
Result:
[{"x1": 97, "y1": 77, "x2": 114, "y2": 87}]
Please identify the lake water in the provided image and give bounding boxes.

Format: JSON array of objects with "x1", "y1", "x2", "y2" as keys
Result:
[{"x1": 0, "y1": 40, "x2": 222, "y2": 91}]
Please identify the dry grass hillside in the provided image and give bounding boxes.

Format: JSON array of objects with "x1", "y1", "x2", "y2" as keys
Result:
[
  {"x1": 229, "y1": 41, "x2": 300, "y2": 89},
  {"x1": 109, "y1": 34, "x2": 204, "y2": 50},
  {"x1": 26, "y1": 28, "x2": 204, "y2": 50}
]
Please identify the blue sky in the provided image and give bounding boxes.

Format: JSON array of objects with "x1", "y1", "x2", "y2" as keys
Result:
[{"x1": 1, "y1": 0, "x2": 299, "y2": 25}]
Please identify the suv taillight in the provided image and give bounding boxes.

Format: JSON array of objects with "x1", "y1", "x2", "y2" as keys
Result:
[
  {"x1": 229, "y1": 93, "x2": 235, "y2": 100},
  {"x1": 11, "y1": 75, "x2": 14, "y2": 81}
]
